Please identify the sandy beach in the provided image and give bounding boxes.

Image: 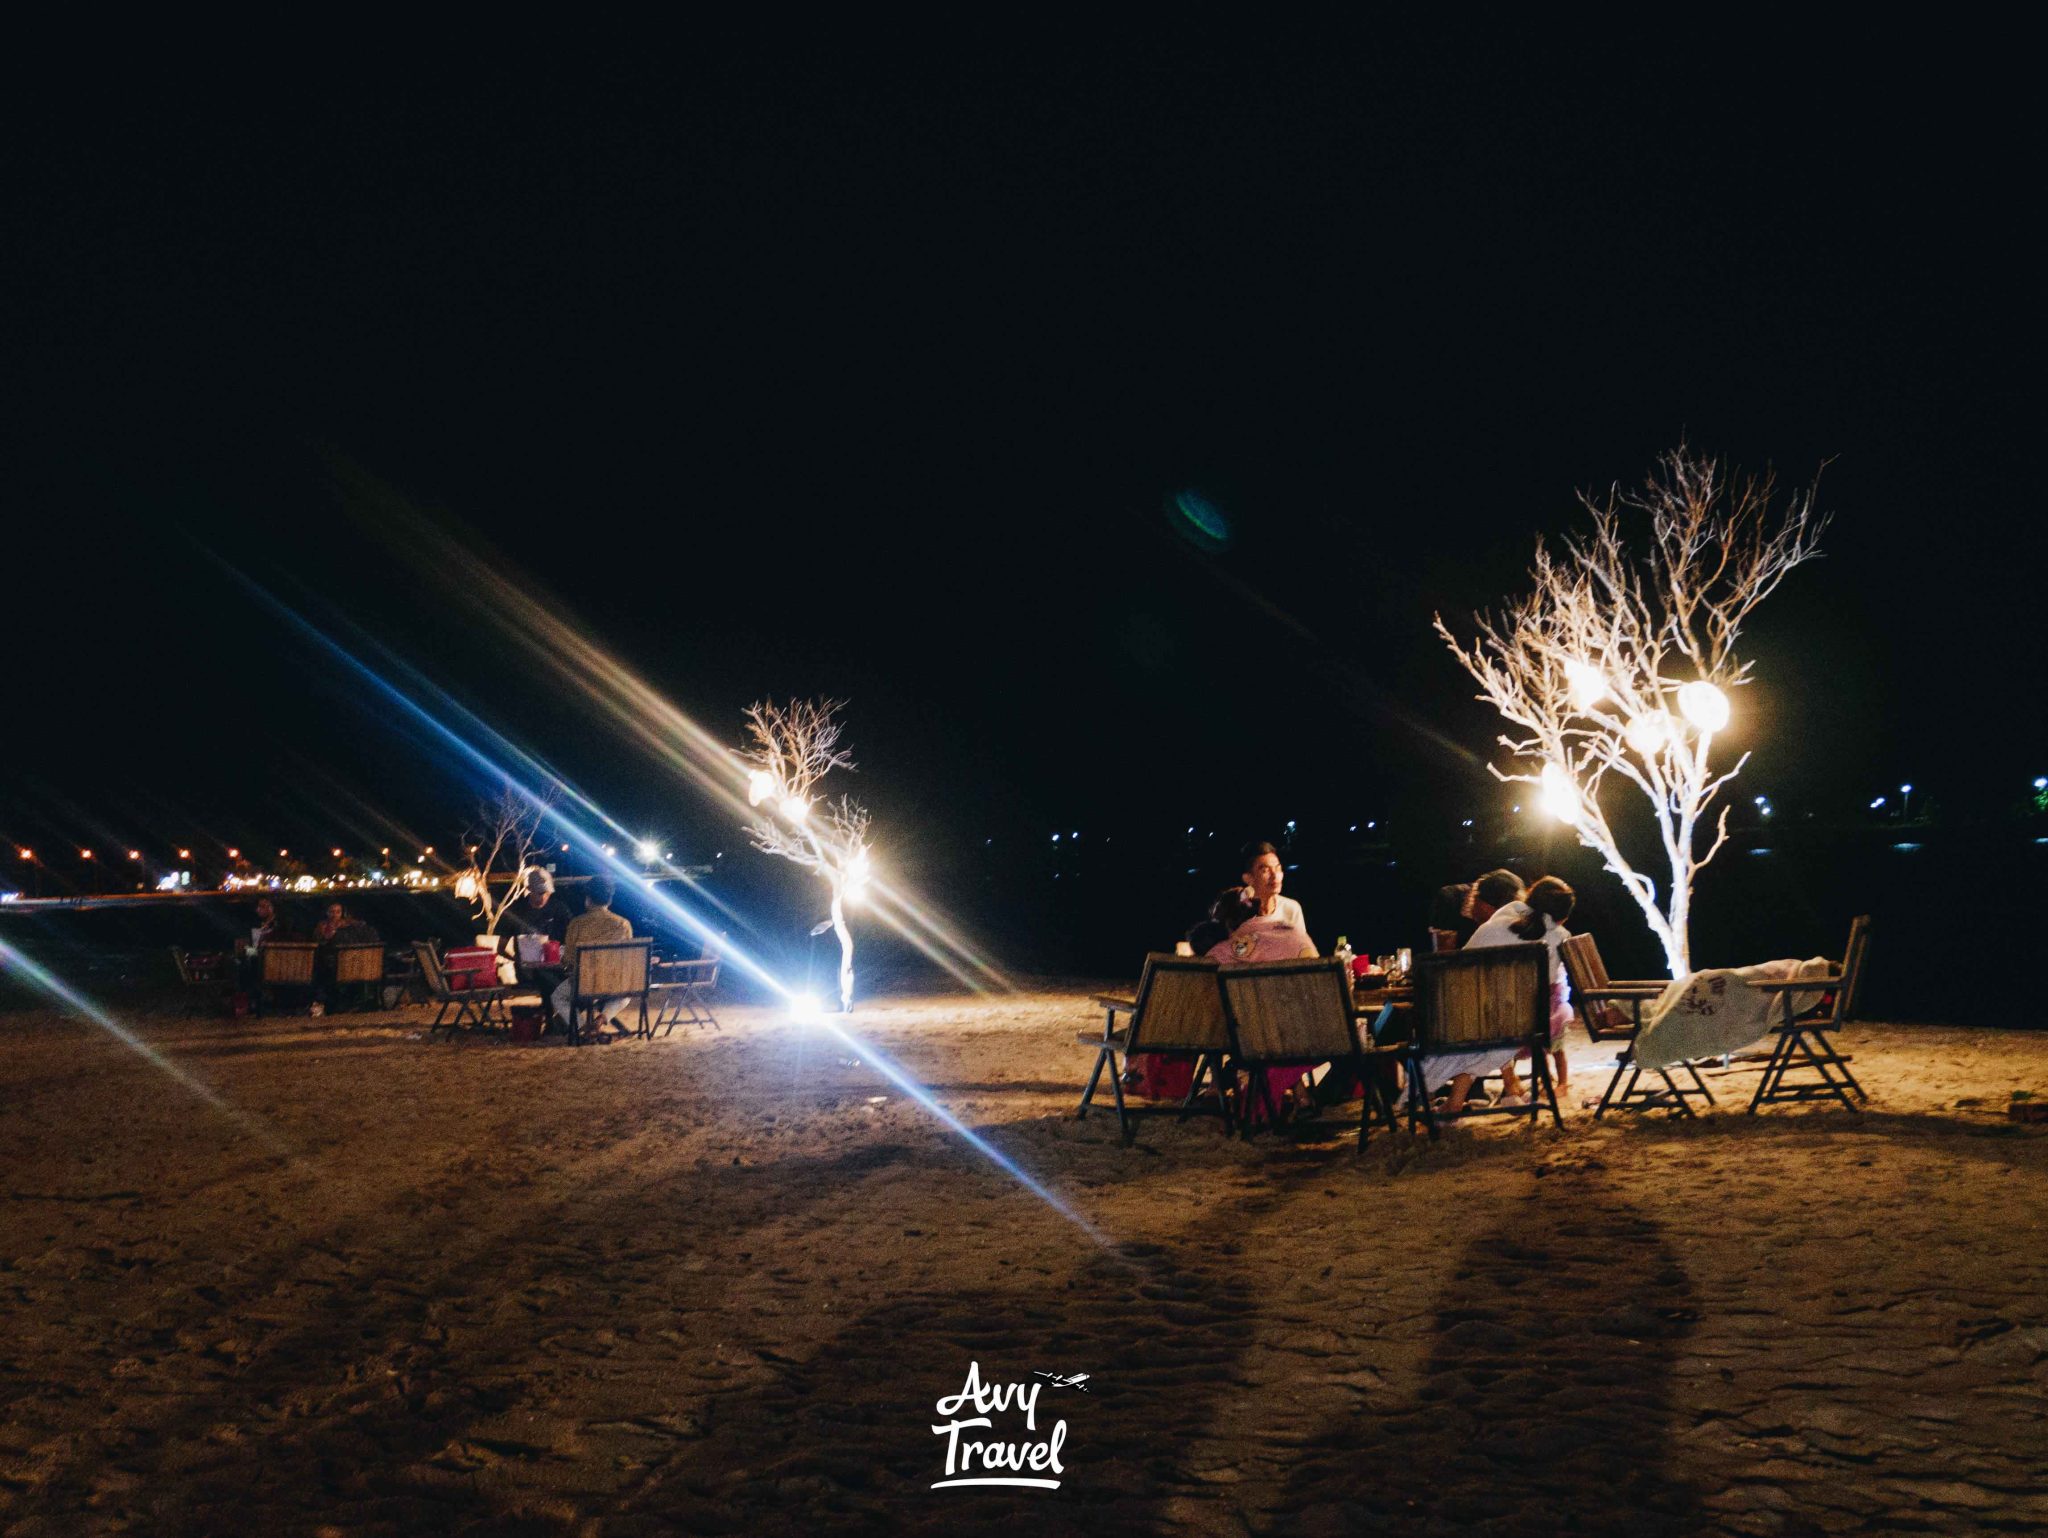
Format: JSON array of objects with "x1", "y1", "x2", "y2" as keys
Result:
[{"x1": 1, "y1": 988, "x2": 2044, "y2": 1535}]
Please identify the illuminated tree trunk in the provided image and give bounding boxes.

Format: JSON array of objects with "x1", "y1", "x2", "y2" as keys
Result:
[
  {"x1": 830, "y1": 883, "x2": 855, "y2": 1013},
  {"x1": 1435, "y1": 448, "x2": 1824, "y2": 978}
]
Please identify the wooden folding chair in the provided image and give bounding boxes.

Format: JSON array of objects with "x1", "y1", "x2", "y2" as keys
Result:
[
  {"x1": 1405, "y1": 944, "x2": 1562, "y2": 1138},
  {"x1": 570, "y1": 939, "x2": 652, "y2": 1046},
  {"x1": 254, "y1": 942, "x2": 320, "y2": 1016},
  {"x1": 1559, "y1": 934, "x2": 1714, "y2": 1118},
  {"x1": 330, "y1": 943, "x2": 386, "y2": 1012},
  {"x1": 414, "y1": 941, "x2": 514, "y2": 1035},
  {"x1": 649, "y1": 951, "x2": 721, "y2": 1035},
  {"x1": 1748, "y1": 915, "x2": 1871, "y2": 1114},
  {"x1": 168, "y1": 946, "x2": 229, "y2": 1016},
  {"x1": 1075, "y1": 954, "x2": 1236, "y2": 1143},
  {"x1": 1218, "y1": 958, "x2": 1400, "y2": 1150}
]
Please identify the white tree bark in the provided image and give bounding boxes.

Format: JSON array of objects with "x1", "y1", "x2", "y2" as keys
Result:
[
  {"x1": 458, "y1": 785, "x2": 553, "y2": 936},
  {"x1": 1436, "y1": 448, "x2": 1825, "y2": 976},
  {"x1": 737, "y1": 699, "x2": 875, "y2": 1012}
]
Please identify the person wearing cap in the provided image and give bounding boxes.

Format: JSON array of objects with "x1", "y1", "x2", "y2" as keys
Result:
[{"x1": 500, "y1": 867, "x2": 572, "y2": 945}]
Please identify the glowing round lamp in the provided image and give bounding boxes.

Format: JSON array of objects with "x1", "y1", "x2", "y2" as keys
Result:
[
  {"x1": 1678, "y1": 680, "x2": 1731, "y2": 733},
  {"x1": 1624, "y1": 711, "x2": 1672, "y2": 757},
  {"x1": 747, "y1": 768, "x2": 775, "y2": 807},
  {"x1": 635, "y1": 839, "x2": 660, "y2": 863},
  {"x1": 1564, "y1": 660, "x2": 1611, "y2": 713},
  {"x1": 1540, "y1": 762, "x2": 1581, "y2": 823}
]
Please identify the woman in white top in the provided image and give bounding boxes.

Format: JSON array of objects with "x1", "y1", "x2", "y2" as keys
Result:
[{"x1": 1456, "y1": 876, "x2": 1576, "y2": 1107}]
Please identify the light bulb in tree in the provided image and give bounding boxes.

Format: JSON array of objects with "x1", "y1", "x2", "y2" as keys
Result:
[
  {"x1": 781, "y1": 796, "x2": 811, "y2": 825},
  {"x1": 453, "y1": 870, "x2": 482, "y2": 902},
  {"x1": 746, "y1": 768, "x2": 775, "y2": 807},
  {"x1": 844, "y1": 849, "x2": 872, "y2": 898},
  {"x1": 1624, "y1": 710, "x2": 1672, "y2": 757},
  {"x1": 1678, "y1": 680, "x2": 1730, "y2": 733},
  {"x1": 1540, "y1": 761, "x2": 1581, "y2": 823},
  {"x1": 1564, "y1": 660, "x2": 1611, "y2": 713}
]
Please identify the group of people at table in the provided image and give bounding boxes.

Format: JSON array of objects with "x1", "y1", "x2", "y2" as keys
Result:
[
  {"x1": 1156, "y1": 841, "x2": 1579, "y2": 1120},
  {"x1": 240, "y1": 870, "x2": 645, "y2": 1037}
]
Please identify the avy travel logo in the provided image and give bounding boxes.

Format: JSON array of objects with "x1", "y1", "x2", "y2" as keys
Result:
[{"x1": 930, "y1": 1362, "x2": 1087, "y2": 1490}]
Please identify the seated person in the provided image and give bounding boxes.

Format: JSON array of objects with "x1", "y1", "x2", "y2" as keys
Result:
[
  {"x1": 551, "y1": 876, "x2": 636, "y2": 1037},
  {"x1": 1427, "y1": 867, "x2": 1525, "y2": 949},
  {"x1": 313, "y1": 903, "x2": 381, "y2": 1012},
  {"x1": 1436, "y1": 876, "x2": 1577, "y2": 1112},
  {"x1": 1207, "y1": 841, "x2": 1316, "y2": 962},
  {"x1": 499, "y1": 867, "x2": 572, "y2": 950}
]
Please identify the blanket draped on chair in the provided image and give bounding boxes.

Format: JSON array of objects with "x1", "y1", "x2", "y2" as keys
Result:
[{"x1": 1633, "y1": 957, "x2": 1832, "y2": 1070}]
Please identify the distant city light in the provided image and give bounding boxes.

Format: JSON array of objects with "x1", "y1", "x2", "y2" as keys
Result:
[
  {"x1": 227, "y1": 847, "x2": 239, "y2": 859},
  {"x1": 80, "y1": 850, "x2": 93, "y2": 860},
  {"x1": 178, "y1": 848, "x2": 192, "y2": 859},
  {"x1": 127, "y1": 850, "x2": 140, "y2": 860},
  {"x1": 1899, "y1": 783, "x2": 1913, "y2": 794},
  {"x1": 16, "y1": 849, "x2": 30, "y2": 860},
  {"x1": 1868, "y1": 797, "x2": 1886, "y2": 810},
  {"x1": 331, "y1": 847, "x2": 343, "y2": 858},
  {"x1": 2036, "y1": 777, "x2": 2047, "y2": 791},
  {"x1": 1051, "y1": 833, "x2": 1060, "y2": 843}
]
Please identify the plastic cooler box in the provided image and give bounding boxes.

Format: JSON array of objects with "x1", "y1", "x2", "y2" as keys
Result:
[{"x1": 442, "y1": 947, "x2": 499, "y2": 991}]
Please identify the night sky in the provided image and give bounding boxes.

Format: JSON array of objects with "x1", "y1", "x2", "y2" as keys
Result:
[{"x1": 7, "y1": 31, "x2": 2036, "y2": 871}]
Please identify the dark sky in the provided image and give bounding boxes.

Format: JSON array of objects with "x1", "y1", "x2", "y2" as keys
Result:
[{"x1": 5, "y1": 29, "x2": 2036, "y2": 867}]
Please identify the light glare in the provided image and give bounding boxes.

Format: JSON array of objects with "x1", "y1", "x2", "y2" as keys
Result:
[{"x1": 1678, "y1": 679, "x2": 1731, "y2": 733}]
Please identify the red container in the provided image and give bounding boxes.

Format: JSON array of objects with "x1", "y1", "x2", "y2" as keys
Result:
[
  {"x1": 509, "y1": 1004, "x2": 544, "y2": 1043},
  {"x1": 443, "y1": 947, "x2": 498, "y2": 991}
]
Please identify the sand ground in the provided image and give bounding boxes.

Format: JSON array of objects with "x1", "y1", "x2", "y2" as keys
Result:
[{"x1": 0, "y1": 987, "x2": 2044, "y2": 1536}]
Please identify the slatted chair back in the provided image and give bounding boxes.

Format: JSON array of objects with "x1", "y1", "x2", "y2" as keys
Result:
[
  {"x1": 332, "y1": 944, "x2": 385, "y2": 986},
  {"x1": 1429, "y1": 928, "x2": 1461, "y2": 954},
  {"x1": 259, "y1": 943, "x2": 319, "y2": 987},
  {"x1": 1218, "y1": 958, "x2": 1356, "y2": 1063},
  {"x1": 1413, "y1": 943, "x2": 1549, "y2": 1054},
  {"x1": 576, "y1": 939, "x2": 651, "y2": 999},
  {"x1": 1559, "y1": 932, "x2": 1609, "y2": 994},
  {"x1": 1837, "y1": 915, "x2": 1872, "y2": 1022},
  {"x1": 1128, "y1": 954, "x2": 1228, "y2": 1055},
  {"x1": 413, "y1": 942, "x2": 453, "y2": 998}
]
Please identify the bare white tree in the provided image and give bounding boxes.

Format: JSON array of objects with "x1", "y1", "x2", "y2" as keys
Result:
[
  {"x1": 454, "y1": 785, "x2": 553, "y2": 937},
  {"x1": 1435, "y1": 447, "x2": 1826, "y2": 975},
  {"x1": 737, "y1": 699, "x2": 874, "y2": 1012}
]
